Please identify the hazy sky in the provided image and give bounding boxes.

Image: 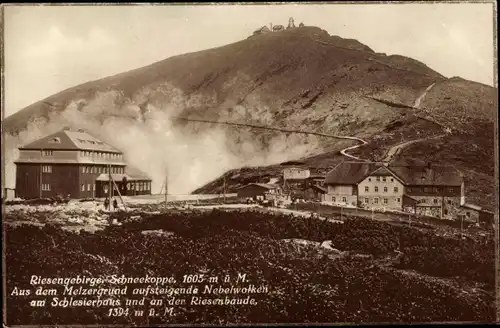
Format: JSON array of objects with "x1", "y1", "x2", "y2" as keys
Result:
[{"x1": 4, "y1": 3, "x2": 496, "y2": 116}]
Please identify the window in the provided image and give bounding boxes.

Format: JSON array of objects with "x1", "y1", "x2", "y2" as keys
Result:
[
  {"x1": 397, "y1": 198, "x2": 401, "y2": 203},
  {"x1": 368, "y1": 178, "x2": 371, "y2": 182},
  {"x1": 93, "y1": 184, "x2": 96, "y2": 191},
  {"x1": 383, "y1": 187, "x2": 388, "y2": 193},
  {"x1": 42, "y1": 165, "x2": 52, "y2": 173},
  {"x1": 41, "y1": 183, "x2": 51, "y2": 191},
  {"x1": 444, "y1": 209, "x2": 448, "y2": 215},
  {"x1": 87, "y1": 184, "x2": 91, "y2": 191},
  {"x1": 420, "y1": 199, "x2": 427, "y2": 204},
  {"x1": 374, "y1": 186, "x2": 379, "y2": 192},
  {"x1": 466, "y1": 211, "x2": 470, "y2": 217},
  {"x1": 342, "y1": 197, "x2": 346, "y2": 203},
  {"x1": 383, "y1": 198, "x2": 388, "y2": 204},
  {"x1": 332, "y1": 197, "x2": 336, "y2": 202},
  {"x1": 376, "y1": 177, "x2": 380, "y2": 182},
  {"x1": 390, "y1": 178, "x2": 394, "y2": 182},
  {"x1": 42, "y1": 150, "x2": 53, "y2": 156},
  {"x1": 424, "y1": 187, "x2": 432, "y2": 193},
  {"x1": 382, "y1": 177, "x2": 386, "y2": 182},
  {"x1": 49, "y1": 137, "x2": 61, "y2": 144},
  {"x1": 447, "y1": 200, "x2": 451, "y2": 205},
  {"x1": 365, "y1": 198, "x2": 369, "y2": 203},
  {"x1": 407, "y1": 187, "x2": 412, "y2": 193},
  {"x1": 81, "y1": 184, "x2": 85, "y2": 191},
  {"x1": 365, "y1": 186, "x2": 369, "y2": 192},
  {"x1": 433, "y1": 198, "x2": 438, "y2": 204},
  {"x1": 448, "y1": 188, "x2": 455, "y2": 193},
  {"x1": 374, "y1": 198, "x2": 379, "y2": 204}
]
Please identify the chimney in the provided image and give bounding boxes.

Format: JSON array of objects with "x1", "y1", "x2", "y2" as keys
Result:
[
  {"x1": 77, "y1": 129, "x2": 85, "y2": 133},
  {"x1": 63, "y1": 126, "x2": 71, "y2": 131}
]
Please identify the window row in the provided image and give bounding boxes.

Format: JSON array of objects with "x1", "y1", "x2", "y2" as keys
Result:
[
  {"x1": 80, "y1": 151, "x2": 123, "y2": 160},
  {"x1": 407, "y1": 187, "x2": 457, "y2": 193},
  {"x1": 41, "y1": 183, "x2": 51, "y2": 191},
  {"x1": 126, "y1": 181, "x2": 151, "y2": 191},
  {"x1": 418, "y1": 198, "x2": 453, "y2": 205},
  {"x1": 42, "y1": 165, "x2": 52, "y2": 173},
  {"x1": 364, "y1": 186, "x2": 398, "y2": 193},
  {"x1": 81, "y1": 184, "x2": 97, "y2": 192},
  {"x1": 82, "y1": 166, "x2": 125, "y2": 174},
  {"x1": 42, "y1": 150, "x2": 54, "y2": 156},
  {"x1": 364, "y1": 197, "x2": 401, "y2": 205},
  {"x1": 368, "y1": 176, "x2": 394, "y2": 183}
]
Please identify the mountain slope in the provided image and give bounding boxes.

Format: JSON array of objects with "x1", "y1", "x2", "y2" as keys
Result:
[{"x1": 3, "y1": 26, "x2": 496, "y2": 205}]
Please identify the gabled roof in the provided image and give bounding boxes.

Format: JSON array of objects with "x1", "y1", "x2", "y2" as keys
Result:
[
  {"x1": 307, "y1": 185, "x2": 327, "y2": 193},
  {"x1": 20, "y1": 128, "x2": 121, "y2": 153},
  {"x1": 237, "y1": 183, "x2": 280, "y2": 190},
  {"x1": 461, "y1": 203, "x2": 482, "y2": 211},
  {"x1": 325, "y1": 162, "x2": 381, "y2": 185},
  {"x1": 325, "y1": 161, "x2": 463, "y2": 187},
  {"x1": 253, "y1": 25, "x2": 270, "y2": 33},
  {"x1": 96, "y1": 167, "x2": 151, "y2": 182},
  {"x1": 389, "y1": 165, "x2": 463, "y2": 186},
  {"x1": 126, "y1": 166, "x2": 152, "y2": 180}
]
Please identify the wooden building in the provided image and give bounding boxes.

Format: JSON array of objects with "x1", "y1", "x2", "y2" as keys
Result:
[
  {"x1": 14, "y1": 128, "x2": 152, "y2": 199},
  {"x1": 236, "y1": 183, "x2": 281, "y2": 200},
  {"x1": 324, "y1": 161, "x2": 466, "y2": 219},
  {"x1": 303, "y1": 184, "x2": 327, "y2": 202}
]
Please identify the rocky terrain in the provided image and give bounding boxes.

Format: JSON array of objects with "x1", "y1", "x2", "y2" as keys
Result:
[{"x1": 3, "y1": 26, "x2": 496, "y2": 208}]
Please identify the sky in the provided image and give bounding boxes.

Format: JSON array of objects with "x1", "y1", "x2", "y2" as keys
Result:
[{"x1": 3, "y1": 3, "x2": 496, "y2": 117}]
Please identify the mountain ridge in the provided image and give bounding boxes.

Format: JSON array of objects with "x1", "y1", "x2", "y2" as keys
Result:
[{"x1": 3, "y1": 26, "x2": 496, "y2": 208}]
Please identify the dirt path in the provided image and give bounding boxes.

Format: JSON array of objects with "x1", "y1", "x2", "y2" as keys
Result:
[
  {"x1": 382, "y1": 83, "x2": 447, "y2": 162},
  {"x1": 382, "y1": 134, "x2": 445, "y2": 162},
  {"x1": 173, "y1": 117, "x2": 370, "y2": 161}
]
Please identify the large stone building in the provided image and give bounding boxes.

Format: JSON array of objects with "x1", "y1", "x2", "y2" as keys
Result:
[
  {"x1": 14, "y1": 128, "x2": 152, "y2": 199},
  {"x1": 324, "y1": 161, "x2": 466, "y2": 219}
]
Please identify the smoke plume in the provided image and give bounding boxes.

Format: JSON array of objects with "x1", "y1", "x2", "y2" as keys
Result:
[{"x1": 3, "y1": 85, "x2": 323, "y2": 195}]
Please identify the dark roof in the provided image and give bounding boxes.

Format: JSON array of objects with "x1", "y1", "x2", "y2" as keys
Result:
[
  {"x1": 20, "y1": 128, "x2": 121, "y2": 153},
  {"x1": 388, "y1": 165, "x2": 463, "y2": 186},
  {"x1": 280, "y1": 160, "x2": 305, "y2": 166},
  {"x1": 461, "y1": 203, "x2": 482, "y2": 211},
  {"x1": 237, "y1": 183, "x2": 280, "y2": 190},
  {"x1": 325, "y1": 162, "x2": 463, "y2": 187},
  {"x1": 126, "y1": 166, "x2": 152, "y2": 180},
  {"x1": 325, "y1": 162, "x2": 381, "y2": 185},
  {"x1": 307, "y1": 185, "x2": 327, "y2": 193},
  {"x1": 308, "y1": 174, "x2": 326, "y2": 179}
]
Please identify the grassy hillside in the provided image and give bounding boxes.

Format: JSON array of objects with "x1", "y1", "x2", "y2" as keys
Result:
[{"x1": 3, "y1": 26, "x2": 496, "y2": 202}]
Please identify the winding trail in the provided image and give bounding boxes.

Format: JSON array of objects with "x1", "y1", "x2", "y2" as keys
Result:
[
  {"x1": 382, "y1": 82, "x2": 447, "y2": 162},
  {"x1": 172, "y1": 116, "x2": 369, "y2": 161},
  {"x1": 413, "y1": 83, "x2": 436, "y2": 109}
]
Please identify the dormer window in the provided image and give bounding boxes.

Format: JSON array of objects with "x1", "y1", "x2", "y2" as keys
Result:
[{"x1": 49, "y1": 137, "x2": 61, "y2": 144}]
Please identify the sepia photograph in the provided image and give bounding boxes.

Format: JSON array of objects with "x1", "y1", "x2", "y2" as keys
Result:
[{"x1": 2, "y1": 2, "x2": 498, "y2": 326}]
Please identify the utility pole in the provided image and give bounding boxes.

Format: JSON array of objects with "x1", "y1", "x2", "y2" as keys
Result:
[
  {"x1": 164, "y1": 174, "x2": 168, "y2": 204},
  {"x1": 461, "y1": 216, "x2": 464, "y2": 239},
  {"x1": 223, "y1": 175, "x2": 226, "y2": 203},
  {"x1": 39, "y1": 148, "x2": 43, "y2": 199},
  {"x1": 108, "y1": 164, "x2": 112, "y2": 210}
]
